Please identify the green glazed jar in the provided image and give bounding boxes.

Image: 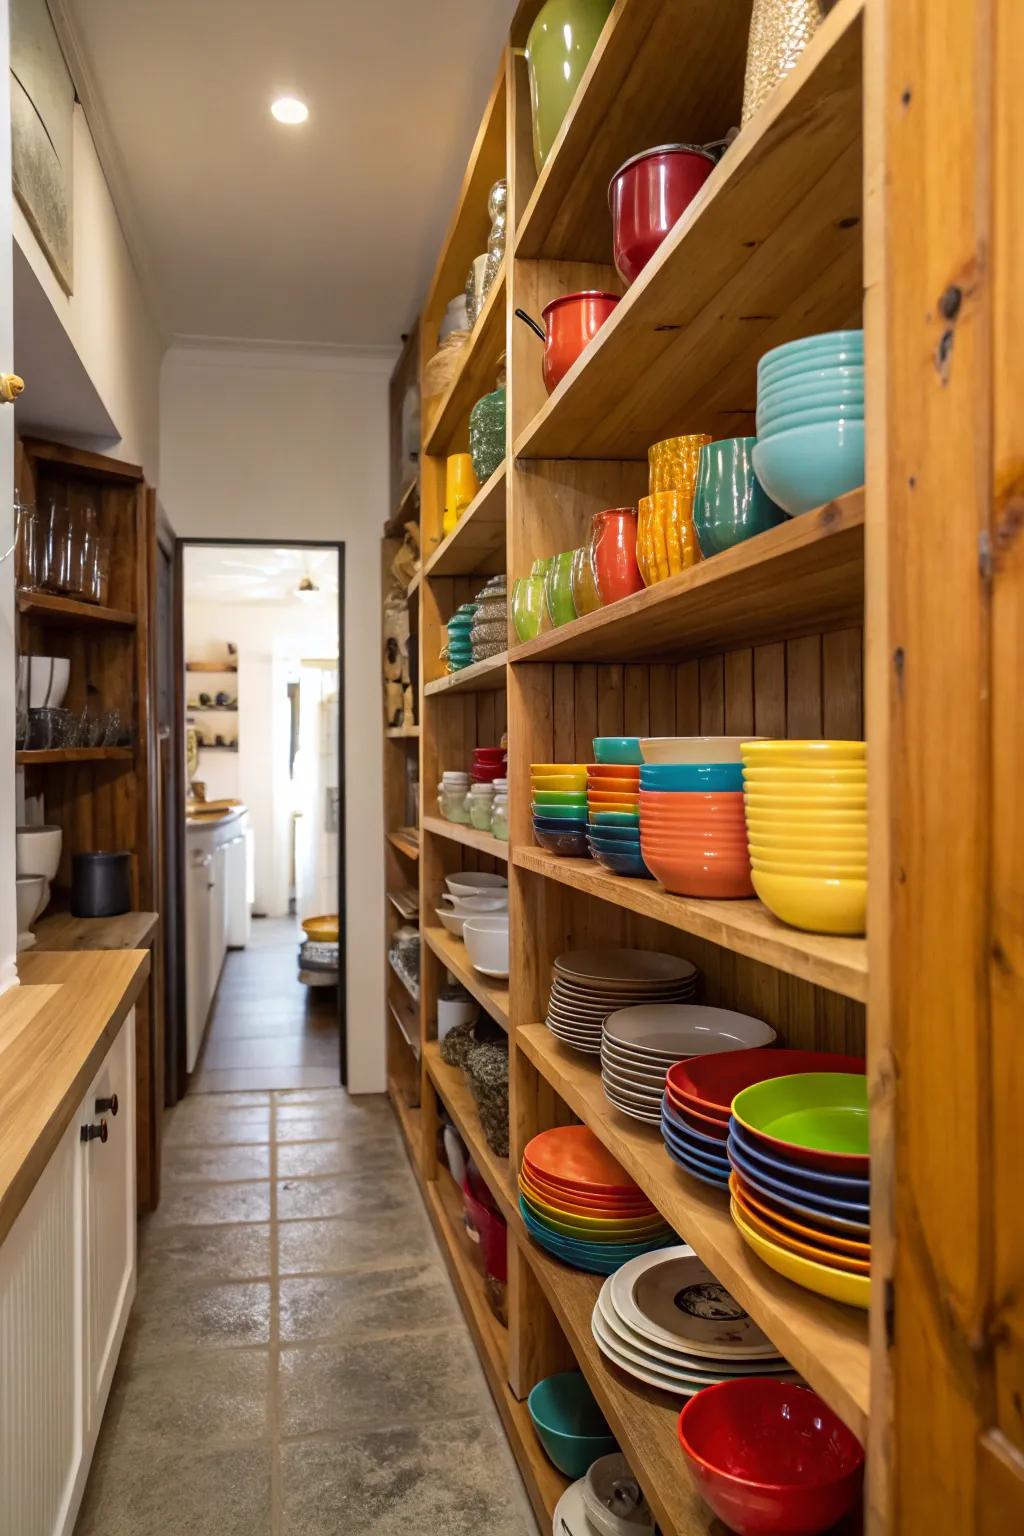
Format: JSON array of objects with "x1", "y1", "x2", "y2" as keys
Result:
[
  {"x1": 526, "y1": 0, "x2": 613, "y2": 172},
  {"x1": 544, "y1": 550, "x2": 578, "y2": 628},
  {"x1": 469, "y1": 386, "x2": 506, "y2": 485}
]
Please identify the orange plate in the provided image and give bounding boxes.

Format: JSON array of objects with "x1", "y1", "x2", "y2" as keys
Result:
[
  {"x1": 520, "y1": 1166, "x2": 652, "y2": 1214},
  {"x1": 519, "y1": 1183, "x2": 666, "y2": 1234},
  {"x1": 525, "y1": 1127, "x2": 641, "y2": 1193},
  {"x1": 728, "y1": 1173, "x2": 870, "y2": 1258},
  {"x1": 732, "y1": 1187, "x2": 871, "y2": 1273}
]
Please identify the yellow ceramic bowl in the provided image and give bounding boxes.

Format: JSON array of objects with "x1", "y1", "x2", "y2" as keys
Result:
[
  {"x1": 752, "y1": 869, "x2": 867, "y2": 935},
  {"x1": 745, "y1": 810, "x2": 868, "y2": 832},
  {"x1": 744, "y1": 789, "x2": 867, "y2": 809},
  {"x1": 751, "y1": 856, "x2": 867, "y2": 878},
  {"x1": 531, "y1": 763, "x2": 587, "y2": 775},
  {"x1": 532, "y1": 773, "x2": 587, "y2": 792},
  {"x1": 746, "y1": 827, "x2": 866, "y2": 849},
  {"x1": 742, "y1": 766, "x2": 866, "y2": 785},
  {"x1": 741, "y1": 740, "x2": 866, "y2": 764},
  {"x1": 730, "y1": 1199, "x2": 870, "y2": 1309},
  {"x1": 302, "y1": 914, "x2": 339, "y2": 942}
]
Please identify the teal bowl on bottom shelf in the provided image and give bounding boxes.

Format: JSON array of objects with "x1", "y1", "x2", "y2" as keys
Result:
[
  {"x1": 592, "y1": 735, "x2": 644, "y2": 766},
  {"x1": 752, "y1": 420, "x2": 866, "y2": 517},
  {"x1": 526, "y1": 1370, "x2": 618, "y2": 1478},
  {"x1": 757, "y1": 330, "x2": 864, "y2": 386}
]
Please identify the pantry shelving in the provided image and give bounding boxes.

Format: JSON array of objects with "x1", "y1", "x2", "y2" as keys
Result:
[
  {"x1": 422, "y1": 925, "x2": 509, "y2": 1030},
  {"x1": 423, "y1": 1039, "x2": 514, "y2": 1222},
  {"x1": 16, "y1": 591, "x2": 137, "y2": 629},
  {"x1": 425, "y1": 269, "x2": 507, "y2": 456},
  {"x1": 422, "y1": 463, "x2": 507, "y2": 579},
  {"x1": 421, "y1": 814, "x2": 509, "y2": 862},
  {"x1": 423, "y1": 651, "x2": 508, "y2": 696}
]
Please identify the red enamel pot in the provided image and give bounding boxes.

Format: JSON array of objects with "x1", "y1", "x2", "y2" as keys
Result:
[
  {"x1": 609, "y1": 144, "x2": 716, "y2": 286},
  {"x1": 517, "y1": 292, "x2": 621, "y2": 394}
]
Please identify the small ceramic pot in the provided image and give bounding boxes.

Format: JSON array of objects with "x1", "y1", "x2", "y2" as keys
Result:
[
  {"x1": 589, "y1": 508, "x2": 643, "y2": 604},
  {"x1": 545, "y1": 551, "x2": 578, "y2": 627},
  {"x1": 512, "y1": 575, "x2": 549, "y2": 642},
  {"x1": 648, "y1": 433, "x2": 711, "y2": 494},
  {"x1": 692, "y1": 437, "x2": 788, "y2": 556},
  {"x1": 526, "y1": 0, "x2": 614, "y2": 171},
  {"x1": 609, "y1": 144, "x2": 716, "y2": 285},
  {"x1": 570, "y1": 544, "x2": 603, "y2": 616}
]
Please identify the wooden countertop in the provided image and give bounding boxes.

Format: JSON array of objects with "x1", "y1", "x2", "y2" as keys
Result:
[
  {"x1": 33, "y1": 909, "x2": 159, "y2": 951},
  {"x1": 0, "y1": 949, "x2": 150, "y2": 1245}
]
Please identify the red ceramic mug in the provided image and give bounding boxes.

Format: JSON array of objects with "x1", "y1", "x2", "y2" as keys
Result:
[
  {"x1": 589, "y1": 507, "x2": 644, "y2": 604},
  {"x1": 609, "y1": 144, "x2": 716, "y2": 285},
  {"x1": 516, "y1": 292, "x2": 620, "y2": 394}
]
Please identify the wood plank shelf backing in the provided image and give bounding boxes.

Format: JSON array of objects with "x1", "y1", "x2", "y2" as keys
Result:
[
  {"x1": 16, "y1": 591, "x2": 137, "y2": 629},
  {"x1": 423, "y1": 463, "x2": 507, "y2": 578},
  {"x1": 422, "y1": 814, "x2": 509, "y2": 863},
  {"x1": 518, "y1": 1024, "x2": 869, "y2": 1441},
  {"x1": 423, "y1": 1040, "x2": 515, "y2": 1222},
  {"x1": 422, "y1": 925, "x2": 509, "y2": 1030},
  {"x1": 514, "y1": 0, "x2": 864, "y2": 459},
  {"x1": 424, "y1": 652, "x2": 508, "y2": 696}
]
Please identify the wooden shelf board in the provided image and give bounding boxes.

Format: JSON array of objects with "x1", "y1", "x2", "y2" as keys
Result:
[
  {"x1": 16, "y1": 747, "x2": 133, "y2": 766},
  {"x1": 513, "y1": 846, "x2": 866, "y2": 1003},
  {"x1": 515, "y1": 0, "x2": 748, "y2": 263},
  {"x1": 513, "y1": 0, "x2": 864, "y2": 459},
  {"x1": 422, "y1": 925, "x2": 509, "y2": 1030},
  {"x1": 187, "y1": 707, "x2": 238, "y2": 714},
  {"x1": 16, "y1": 590, "x2": 137, "y2": 628},
  {"x1": 387, "y1": 997, "x2": 420, "y2": 1062},
  {"x1": 424, "y1": 1170, "x2": 568, "y2": 1530},
  {"x1": 386, "y1": 887, "x2": 420, "y2": 921},
  {"x1": 389, "y1": 1077, "x2": 422, "y2": 1167},
  {"x1": 516, "y1": 1238, "x2": 718, "y2": 1536},
  {"x1": 32, "y1": 908, "x2": 158, "y2": 952},
  {"x1": 422, "y1": 814, "x2": 509, "y2": 863},
  {"x1": 424, "y1": 268, "x2": 507, "y2": 457},
  {"x1": 198, "y1": 745, "x2": 238, "y2": 753},
  {"x1": 424, "y1": 1039, "x2": 515, "y2": 1223},
  {"x1": 518, "y1": 1023, "x2": 869, "y2": 1439},
  {"x1": 385, "y1": 724, "x2": 419, "y2": 739},
  {"x1": 387, "y1": 953, "x2": 420, "y2": 1007},
  {"x1": 384, "y1": 477, "x2": 419, "y2": 539},
  {"x1": 185, "y1": 662, "x2": 238, "y2": 673},
  {"x1": 386, "y1": 828, "x2": 420, "y2": 861},
  {"x1": 424, "y1": 651, "x2": 508, "y2": 696},
  {"x1": 423, "y1": 462, "x2": 507, "y2": 579},
  {"x1": 512, "y1": 490, "x2": 863, "y2": 664}
]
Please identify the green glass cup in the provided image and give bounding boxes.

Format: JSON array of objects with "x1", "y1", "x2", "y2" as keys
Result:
[
  {"x1": 692, "y1": 437, "x2": 788, "y2": 557},
  {"x1": 512, "y1": 575, "x2": 548, "y2": 642},
  {"x1": 545, "y1": 550, "x2": 578, "y2": 627}
]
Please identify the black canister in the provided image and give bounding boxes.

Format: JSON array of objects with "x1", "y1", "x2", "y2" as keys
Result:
[{"x1": 71, "y1": 851, "x2": 132, "y2": 917}]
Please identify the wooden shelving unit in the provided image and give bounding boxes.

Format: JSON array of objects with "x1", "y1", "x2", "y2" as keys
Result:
[
  {"x1": 422, "y1": 463, "x2": 507, "y2": 579},
  {"x1": 16, "y1": 591, "x2": 137, "y2": 629},
  {"x1": 422, "y1": 926, "x2": 509, "y2": 1030},
  {"x1": 424, "y1": 652, "x2": 508, "y2": 696},
  {"x1": 16, "y1": 747, "x2": 134, "y2": 766},
  {"x1": 421, "y1": 814, "x2": 509, "y2": 863}
]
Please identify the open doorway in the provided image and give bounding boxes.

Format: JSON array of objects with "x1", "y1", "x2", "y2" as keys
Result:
[{"x1": 174, "y1": 540, "x2": 346, "y2": 1095}]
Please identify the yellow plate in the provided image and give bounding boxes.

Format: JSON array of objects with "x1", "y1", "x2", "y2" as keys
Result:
[
  {"x1": 741, "y1": 740, "x2": 865, "y2": 763},
  {"x1": 730, "y1": 1198, "x2": 870, "y2": 1309},
  {"x1": 751, "y1": 870, "x2": 866, "y2": 935},
  {"x1": 517, "y1": 1178, "x2": 662, "y2": 1233},
  {"x1": 302, "y1": 914, "x2": 339, "y2": 942},
  {"x1": 520, "y1": 1197, "x2": 668, "y2": 1243}
]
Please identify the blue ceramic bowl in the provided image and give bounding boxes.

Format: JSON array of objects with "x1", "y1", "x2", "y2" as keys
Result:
[
  {"x1": 662, "y1": 1119, "x2": 731, "y2": 1175},
  {"x1": 758, "y1": 330, "x2": 864, "y2": 386},
  {"x1": 592, "y1": 736, "x2": 644, "y2": 766},
  {"x1": 533, "y1": 824, "x2": 589, "y2": 858},
  {"x1": 728, "y1": 1172, "x2": 870, "y2": 1238},
  {"x1": 662, "y1": 1096, "x2": 729, "y2": 1153},
  {"x1": 727, "y1": 1139, "x2": 870, "y2": 1221},
  {"x1": 527, "y1": 1370, "x2": 618, "y2": 1478},
  {"x1": 758, "y1": 367, "x2": 864, "y2": 411},
  {"x1": 591, "y1": 849, "x2": 650, "y2": 878},
  {"x1": 760, "y1": 350, "x2": 864, "y2": 394},
  {"x1": 662, "y1": 1137, "x2": 731, "y2": 1189},
  {"x1": 588, "y1": 835, "x2": 641, "y2": 853},
  {"x1": 639, "y1": 763, "x2": 745, "y2": 792},
  {"x1": 752, "y1": 420, "x2": 865, "y2": 517},
  {"x1": 585, "y1": 822, "x2": 642, "y2": 843},
  {"x1": 757, "y1": 401, "x2": 865, "y2": 441},
  {"x1": 728, "y1": 1119, "x2": 870, "y2": 1196}
]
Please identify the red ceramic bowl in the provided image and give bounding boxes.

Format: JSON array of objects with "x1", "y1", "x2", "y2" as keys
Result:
[
  {"x1": 643, "y1": 845, "x2": 755, "y2": 899},
  {"x1": 473, "y1": 747, "x2": 507, "y2": 759},
  {"x1": 609, "y1": 144, "x2": 716, "y2": 285},
  {"x1": 677, "y1": 1380, "x2": 864, "y2": 1536},
  {"x1": 541, "y1": 291, "x2": 620, "y2": 393}
]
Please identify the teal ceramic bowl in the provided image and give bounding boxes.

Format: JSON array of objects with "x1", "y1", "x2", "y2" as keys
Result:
[
  {"x1": 757, "y1": 401, "x2": 865, "y2": 441},
  {"x1": 640, "y1": 762, "x2": 744, "y2": 792},
  {"x1": 758, "y1": 330, "x2": 864, "y2": 385},
  {"x1": 585, "y1": 822, "x2": 642, "y2": 842},
  {"x1": 752, "y1": 420, "x2": 866, "y2": 517},
  {"x1": 593, "y1": 735, "x2": 644, "y2": 765},
  {"x1": 590, "y1": 810, "x2": 640, "y2": 826},
  {"x1": 693, "y1": 437, "x2": 787, "y2": 557},
  {"x1": 758, "y1": 373, "x2": 864, "y2": 417},
  {"x1": 527, "y1": 1371, "x2": 618, "y2": 1478},
  {"x1": 759, "y1": 349, "x2": 864, "y2": 392},
  {"x1": 532, "y1": 801, "x2": 589, "y2": 819}
]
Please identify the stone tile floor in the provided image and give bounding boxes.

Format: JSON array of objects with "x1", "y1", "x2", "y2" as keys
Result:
[{"x1": 75, "y1": 1087, "x2": 539, "y2": 1536}]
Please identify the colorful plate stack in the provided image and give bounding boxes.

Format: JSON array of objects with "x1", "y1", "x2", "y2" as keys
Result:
[
  {"x1": 602, "y1": 1004, "x2": 776, "y2": 1127},
  {"x1": 592, "y1": 1247, "x2": 793, "y2": 1397},
  {"x1": 728, "y1": 1070, "x2": 870, "y2": 1310},
  {"x1": 519, "y1": 1127, "x2": 675, "y2": 1275},
  {"x1": 662, "y1": 1047, "x2": 862, "y2": 1194},
  {"x1": 638, "y1": 736, "x2": 753, "y2": 898},
  {"x1": 752, "y1": 329, "x2": 865, "y2": 516},
  {"x1": 531, "y1": 762, "x2": 589, "y2": 857},
  {"x1": 741, "y1": 739, "x2": 867, "y2": 934},
  {"x1": 586, "y1": 758, "x2": 648, "y2": 876},
  {"x1": 544, "y1": 947, "x2": 698, "y2": 1055}
]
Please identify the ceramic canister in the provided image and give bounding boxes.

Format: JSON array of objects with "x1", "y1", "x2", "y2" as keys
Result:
[{"x1": 526, "y1": 0, "x2": 614, "y2": 171}]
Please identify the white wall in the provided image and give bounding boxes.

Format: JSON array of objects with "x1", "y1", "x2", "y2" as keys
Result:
[{"x1": 163, "y1": 344, "x2": 394, "y2": 1094}]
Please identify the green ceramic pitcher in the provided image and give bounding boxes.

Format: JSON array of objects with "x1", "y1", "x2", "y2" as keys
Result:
[{"x1": 526, "y1": 0, "x2": 613, "y2": 172}]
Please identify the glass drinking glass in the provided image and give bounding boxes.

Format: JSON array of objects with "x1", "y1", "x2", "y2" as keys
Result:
[
  {"x1": 77, "y1": 502, "x2": 99, "y2": 602},
  {"x1": 92, "y1": 530, "x2": 112, "y2": 605},
  {"x1": 14, "y1": 493, "x2": 41, "y2": 590}
]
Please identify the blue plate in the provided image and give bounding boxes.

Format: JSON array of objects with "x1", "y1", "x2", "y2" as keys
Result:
[
  {"x1": 728, "y1": 1138, "x2": 870, "y2": 1222},
  {"x1": 662, "y1": 1097, "x2": 730, "y2": 1153},
  {"x1": 662, "y1": 1120, "x2": 730, "y2": 1177},
  {"x1": 729, "y1": 1118, "x2": 870, "y2": 1197},
  {"x1": 662, "y1": 1140, "x2": 731, "y2": 1190},
  {"x1": 519, "y1": 1201, "x2": 671, "y2": 1261},
  {"x1": 639, "y1": 763, "x2": 744, "y2": 793}
]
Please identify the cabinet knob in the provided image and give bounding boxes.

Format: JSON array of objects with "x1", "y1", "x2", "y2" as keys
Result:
[
  {"x1": 95, "y1": 1093, "x2": 119, "y2": 1116},
  {"x1": 80, "y1": 1120, "x2": 108, "y2": 1144}
]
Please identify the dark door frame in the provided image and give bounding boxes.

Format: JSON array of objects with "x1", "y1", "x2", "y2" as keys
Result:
[{"x1": 174, "y1": 537, "x2": 348, "y2": 1087}]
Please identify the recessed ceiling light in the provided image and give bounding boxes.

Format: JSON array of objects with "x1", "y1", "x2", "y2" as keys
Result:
[{"x1": 271, "y1": 96, "x2": 308, "y2": 126}]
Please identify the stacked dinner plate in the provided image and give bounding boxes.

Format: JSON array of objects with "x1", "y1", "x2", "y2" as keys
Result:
[
  {"x1": 591, "y1": 1246, "x2": 793, "y2": 1397},
  {"x1": 545, "y1": 947, "x2": 698, "y2": 1055},
  {"x1": 661, "y1": 1046, "x2": 863, "y2": 1192},
  {"x1": 602, "y1": 1004, "x2": 777, "y2": 1127},
  {"x1": 728, "y1": 1071, "x2": 871, "y2": 1309},
  {"x1": 519, "y1": 1127, "x2": 675, "y2": 1275}
]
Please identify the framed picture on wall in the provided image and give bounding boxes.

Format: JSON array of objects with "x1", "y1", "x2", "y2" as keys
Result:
[{"x1": 10, "y1": 0, "x2": 74, "y2": 292}]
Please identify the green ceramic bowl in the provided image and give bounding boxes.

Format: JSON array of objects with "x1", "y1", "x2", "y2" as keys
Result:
[
  {"x1": 527, "y1": 1370, "x2": 617, "y2": 1478},
  {"x1": 731, "y1": 1071, "x2": 868, "y2": 1156},
  {"x1": 532, "y1": 800, "x2": 588, "y2": 819},
  {"x1": 533, "y1": 789, "x2": 588, "y2": 806}
]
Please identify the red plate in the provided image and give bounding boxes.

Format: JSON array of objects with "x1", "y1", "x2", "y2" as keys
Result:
[
  {"x1": 668, "y1": 1049, "x2": 865, "y2": 1119},
  {"x1": 525, "y1": 1125, "x2": 639, "y2": 1194}
]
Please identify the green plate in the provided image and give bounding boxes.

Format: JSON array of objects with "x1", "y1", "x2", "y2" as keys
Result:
[
  {"x1": 533, "y1": 789, "x2": 588, "y2": 806},
  {"x1": 731, "y1": 1072, "x2": 868, "y2": 1156}
]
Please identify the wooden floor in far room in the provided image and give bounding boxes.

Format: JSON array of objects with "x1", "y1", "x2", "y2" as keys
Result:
[{"x1": 190, "y1": 917, "x2": 340, "y2": 1093}]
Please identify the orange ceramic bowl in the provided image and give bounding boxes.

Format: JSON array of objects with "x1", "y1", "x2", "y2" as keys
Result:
[
  {"x1": 643, "y1": 845, "x2": 755, "y2": 899},
  {"x1": 639, "y1": 789, "x2": 745, "y2": 810},
  {"x1": 733, "y1": 1191, "x2": 871, "y2": 1274},
  {"x1": 587, "y1": 764, "x2": 640, "y2": 780},
  {"x1": 640, "y1": 810, "x2": 748, "y2": 832},
  {"x1": 587, "y1": 775, "x2": 642, "y2": 793},
  {"x1": 588, "y1": 792, "x2": 641, "y2": 807}
]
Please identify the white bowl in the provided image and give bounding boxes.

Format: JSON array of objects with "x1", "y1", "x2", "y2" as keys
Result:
[
  {"x1": 440, "y1": 892, "x2": 509, "y2": 915},
  {"x1": 16, "y1": 823, "x2": 63, "y2": 882},
  {"x1": 462, "y1": 915, "x2": 509, "y2": 977},
  {"x1": 436, "y1": 906, "x2": 470, "y2": 938},
  {"x1": 445, "y1": 870, "x2": 508, "y2": 897},
  {"x1": 639, "y1": 737, "x2": 766, "y2": 765},
  {"x1": 16, "y1": 874, "x2": 47, "y2": 946},
  {"x1": 18, "y1": 656, "x2": 70, "y2": 709}
]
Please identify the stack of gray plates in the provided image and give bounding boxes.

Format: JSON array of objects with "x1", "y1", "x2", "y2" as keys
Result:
[
  {"x1": 544, "y1": 948, "x2": 698, "y2": 1055},
  {"x1": 600, "y1": 1004, "x2": 777, "y2": 1124}
]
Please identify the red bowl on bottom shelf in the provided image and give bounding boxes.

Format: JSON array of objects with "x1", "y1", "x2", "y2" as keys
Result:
[{"x1": 677, "y1": 1379, "x2": 864, "y2": 1535}]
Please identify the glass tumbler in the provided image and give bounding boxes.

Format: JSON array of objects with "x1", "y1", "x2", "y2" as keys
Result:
[
  {"x1": 92, "y1": 531, "x2": 112, "y2": 605},
  {"x1": 77, "y1": 502, "x2": 99, "y2": 602},
  {"x1": 14, "y1": 496, "x2": 41, "y2": 590}
]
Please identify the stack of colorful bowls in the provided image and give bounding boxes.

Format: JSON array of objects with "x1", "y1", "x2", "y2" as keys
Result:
[
  {"x1": 445, "y1": 603, "x2": 477, "y2": 671},
  {"x1": 532, "y1": 762, "x2": 589, "y2": 857},
  {"x1": 545, "y1": 948, "x2": 698, "y2": 1055},
  {"x1": 638, "y1": 737, "x2": 754, "y2": 898},
  {"x1": 593, "y1": 1247, "x2": 792, "y2": 1398},
  {"x1": 662, "y1": 1046, "x2": 863, "y2": 1193},
  {"x1": 586, "y1": 759, "x2": 647, "y2": 875},
  {"x1": 752, "y1": 329, "x2": 865, "y2": 516},
  {"x1": 603, "y1": 1004, "x2": 775, "y2": 1126},
  {"x1": 728, "y1": 1070, "x2": 870, "y2": 1309},
  {"x1": 741, "y1": 739, "x2": 867, "y2": 934},
  {"x1": 519, "y1": 1126, "x2": 675, "y2": 1275}
]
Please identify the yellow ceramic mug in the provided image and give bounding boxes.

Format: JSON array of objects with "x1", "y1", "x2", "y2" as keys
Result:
[{"x1": 444, "y1": 452, "x2": 479, "y2": 535}]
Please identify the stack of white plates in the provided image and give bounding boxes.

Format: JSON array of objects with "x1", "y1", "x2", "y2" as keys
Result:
[
  {"x1": 601, "y1": 1005, "x2": 778, "y2": 1124},
  {"x1": 591, "y1": 1246, "x2": 793, "y2": 1397},
  {"x1": 545, "y1": 948, "x2": 698, "y2": 1055}
]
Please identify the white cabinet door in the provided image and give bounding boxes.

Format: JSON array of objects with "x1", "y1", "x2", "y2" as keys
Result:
[
  {"x1": 185, "y1": 850, "x2": 212, "y2": 1071},
  {"x1": 82, "y1": 1012, "x2": 136, "y2": 1430},
  {"x1": 207, "y1": 842, "x2": 228, "y2": 997},
  {"x1": 0, "y1": 1115, "x2": 84, "y2": 1536}
]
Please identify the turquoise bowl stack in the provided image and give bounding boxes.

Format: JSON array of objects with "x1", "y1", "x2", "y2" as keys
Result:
[{"x1": 751, "y1": 330, "x2": 864, "y2": 516}]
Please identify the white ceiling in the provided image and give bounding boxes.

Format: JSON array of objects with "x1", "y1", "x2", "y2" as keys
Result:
[
  {"x1": 59, "y1": 0, "x2": 515, "y2": 347},
  {"x1": 184, "y1": 544, "x2": 339, "y2": 606}
]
